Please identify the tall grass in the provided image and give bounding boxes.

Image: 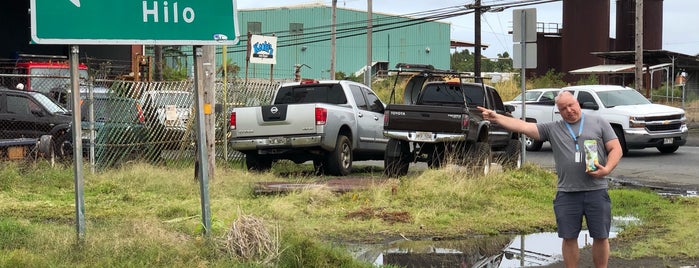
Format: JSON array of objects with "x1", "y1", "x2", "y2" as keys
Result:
[{"x1": 1, "y1": 161, "x2": 697, "y2": 266}]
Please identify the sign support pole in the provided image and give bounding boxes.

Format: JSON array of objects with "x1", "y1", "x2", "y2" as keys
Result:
[
  {"x1": 193, "y1": 46, "x2": 212, "y2": 235},
  {"x1": 70, "y1": 45, "x2": 86, "y2": 241},
  {"x1": 519, "y1": 11, "x2": 528, "y2": 164}
]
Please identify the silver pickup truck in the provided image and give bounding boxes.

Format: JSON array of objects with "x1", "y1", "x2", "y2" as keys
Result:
[{"x1": 229, "y1": 80, "x2": 387, "y2": 175}]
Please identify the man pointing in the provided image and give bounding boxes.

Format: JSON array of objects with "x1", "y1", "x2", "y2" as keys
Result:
[{"x1": 478, "y1": 91, "x2": 622, "y2": 268}]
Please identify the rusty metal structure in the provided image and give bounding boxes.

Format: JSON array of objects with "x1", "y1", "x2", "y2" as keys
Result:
[{"x1": 615, "y1": 0, "x2": 663, "y2": 51}]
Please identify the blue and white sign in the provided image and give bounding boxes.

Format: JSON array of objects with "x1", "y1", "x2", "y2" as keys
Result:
[{"x1": 249, "y1": 35, "x2": 277, "y2": 64}]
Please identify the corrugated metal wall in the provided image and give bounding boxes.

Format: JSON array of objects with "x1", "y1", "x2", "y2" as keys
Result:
[{"x1": 231, "y1": 5, "x2": 450, "y2": 81}]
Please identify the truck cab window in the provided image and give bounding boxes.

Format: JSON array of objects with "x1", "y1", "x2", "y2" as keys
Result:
[
  {"x1": 350, "y1": 86, "x2": 368, "y2": 110},
  {"x1": 363, "y1": 88, "x2": 383, "y2": 113},
  {"x1": 577, "y1": 91, "x2": 597, "y2": 108}
]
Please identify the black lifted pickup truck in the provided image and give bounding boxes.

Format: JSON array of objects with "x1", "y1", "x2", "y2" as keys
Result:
[{"x1": 382, "y1": 64, "x2": 521, "y2": 177}]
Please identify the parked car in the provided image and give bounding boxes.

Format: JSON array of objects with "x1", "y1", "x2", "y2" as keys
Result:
[
  {"x1": 82, "y1": 94, "x2": 147, "y2": 166},
  {"x1": 0, "y1": 87, "x2": 72, "y2": 157},
  {"x1": 139, "y1": 90, "x2": 193, "y2": 160}
]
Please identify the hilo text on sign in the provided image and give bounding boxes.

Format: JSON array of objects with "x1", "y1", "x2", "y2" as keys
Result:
[
  {"x1": 30, "y1": 0, "x2": 240, "y2": 45},
  {"x1": 142, "y1": 1, "x2": 196, "y2": 24}
]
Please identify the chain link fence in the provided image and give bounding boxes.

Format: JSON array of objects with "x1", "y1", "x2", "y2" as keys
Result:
[{"x1": 1, "y1": 72, "x2": 279, "y2": 170}]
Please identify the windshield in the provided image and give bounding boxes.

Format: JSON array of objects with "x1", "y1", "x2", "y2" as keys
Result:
[
  {"x1": 596, "y1": 89, "x2": 651, "y2": 107},
  {"x1": 512, "y1": 91, "x2": 543, "y2": 102},
  {"x1": 30, "y1": 92, "x2": 68, "y2": 114},
  {"x1": 29, "y1": 68, "x2": 89, "y2": 94}
]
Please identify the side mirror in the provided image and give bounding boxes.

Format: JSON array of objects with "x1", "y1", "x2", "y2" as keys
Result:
[
  {"x1": 504, "y1": 104, "x2": 515, "y2": 113},
  {"x1": 581, "y1": 102, "x2": 599, "y2": 110}
]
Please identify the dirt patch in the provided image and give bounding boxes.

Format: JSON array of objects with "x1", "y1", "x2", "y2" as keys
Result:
[{"x1": 345, "y1": 207, "x2": 412, "y2": 224}]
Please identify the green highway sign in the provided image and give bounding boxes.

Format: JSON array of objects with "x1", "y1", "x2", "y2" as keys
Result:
[{"x1": 30, "y1": 0, "x2": 240, "y2": 45}]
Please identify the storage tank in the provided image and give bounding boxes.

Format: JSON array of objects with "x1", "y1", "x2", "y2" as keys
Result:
[
  {"x1": 615, "y1": 0, "x2": 663, "y2": 51},
  {"x1": 561, "y1": 0, "x2": 610, "y2": 77}
]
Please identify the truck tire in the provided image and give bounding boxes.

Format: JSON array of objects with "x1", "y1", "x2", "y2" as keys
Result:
[
  {"x1": 38, "y1": 135, "x2": 56, "y2": 164},
  {"x1": 468, "y1": 141, "x2": 491, "y2": 176},
  {"x1": 613, "y1": 126, "x2": 629, "y2": 156},
  {"x1": 525, "y1": 135, "x2": 543, "y2": 151},
  {"x1": 657, "y1": 145, "x2": 679, "y2": 154},
  {"x1": 384, "y1": 138, "x2": 410, "y2": 177},
  {"x1": 326, "y1": 135, "x2": 352, "y2": 176},
  {"x1": 499, "y1": 139, "x2": 522, "y2": 170},
  {"x1": 245, "y1": 153, "x2": 273, "y2": 172}
]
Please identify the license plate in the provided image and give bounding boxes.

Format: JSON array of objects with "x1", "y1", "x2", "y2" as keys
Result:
[
  {"x1": 268, "y1": 137, "x2": 287, "y2": 145},
  {"x1": 414, "y1": 131, "x2": 435, "y2": 142},
  {"x1": 663, "y1": 137, "x2": 674, "y2": 145}
]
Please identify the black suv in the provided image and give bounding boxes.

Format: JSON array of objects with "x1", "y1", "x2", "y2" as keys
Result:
[{"x1": 0, "y1": 88, "x2": 72, "y2": 157}]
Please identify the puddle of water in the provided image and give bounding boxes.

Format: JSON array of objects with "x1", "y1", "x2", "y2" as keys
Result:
[{"x1": 348, "y1": 216, "x2": 640, "y2": 267}]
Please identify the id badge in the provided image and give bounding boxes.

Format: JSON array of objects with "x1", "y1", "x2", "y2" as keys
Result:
[{"x1": 574, "y1": 151, "x2": 581, "y2": 163}]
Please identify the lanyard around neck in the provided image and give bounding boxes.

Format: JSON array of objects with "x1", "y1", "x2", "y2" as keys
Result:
[{"x1": 564, "y1": 113, "x2": 585, "y2": 151}]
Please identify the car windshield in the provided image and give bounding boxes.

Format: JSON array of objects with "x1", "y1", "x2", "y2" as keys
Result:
[
  {"x1": 29, "y1": 68, "x2": 89, "y2": 94},
  {"x1": 512, "y1": 91, "x2": 543, "y2": 102},
  {"x1": 30, "y1": 92, "x2": 68, "y2": 114},
  {"x1": 596, "y1": 89, "x2": 651, "y2": 107}
]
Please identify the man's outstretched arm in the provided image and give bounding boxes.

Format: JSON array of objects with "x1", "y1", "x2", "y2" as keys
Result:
[{"x1": 476, "y1": 106, "x2": 540, "y2": 140}]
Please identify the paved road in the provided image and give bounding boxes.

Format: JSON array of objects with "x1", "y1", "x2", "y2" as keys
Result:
[{"x1": 523, "y1": 127, "x2": 699, "y2": 192}]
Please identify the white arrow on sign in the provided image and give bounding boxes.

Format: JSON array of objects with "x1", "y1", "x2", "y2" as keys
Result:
[{"x1": 69, "y1": 0, "x2": 80, "y2": 7}]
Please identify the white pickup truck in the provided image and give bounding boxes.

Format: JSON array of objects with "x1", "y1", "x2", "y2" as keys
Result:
[
  {"x1": 507, "y1": 85, "x2": 689, "y2": 154},
  {"x1": 229, "y1": 80, "x2": 387, "y2": 175}
]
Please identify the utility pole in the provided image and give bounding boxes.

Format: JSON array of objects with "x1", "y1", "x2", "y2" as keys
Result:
[
  {"x1": 331, "y1": 0, "x2": 337, "y2": 79},
  {"x1": 474, "y1": 0, "x2": 482, "y2": 81},
  {"x1": 635, "y1": 0, "x2": 644, "y2": 94},
  {"x1": 364, "y1": 0, "x2": 373, "y2": 86}
]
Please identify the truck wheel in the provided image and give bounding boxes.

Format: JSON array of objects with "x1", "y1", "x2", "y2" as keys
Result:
[
  {"x1": 657, "y1": 145, "x2": 679, "y2": 154},
  {"x1": 245, "y1": 153, "x2": 273, "y2": 172},
  {"x1": 38, "y1": 135, "x2": 56, "y2": 164},
  {"x1": 384, "y1": 139, "x2": 410, "y2": 177},
  {"x1": 500, "y1": 139, "x2": 522, "y2": 170},
  {"x1": 525, "y1": 135, "x2": 543, "y2": 151},
  {"x1": 326, "y1": 135, "x2": 352, "y2": 176},
  {"x1": 469, "y1": 142, "x2": 491, "y2": 176},
  {"x1": 613, "y1": 126, "x2": 629, "y2": 156}
]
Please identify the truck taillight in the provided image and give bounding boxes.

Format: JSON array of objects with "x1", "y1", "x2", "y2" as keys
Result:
[
  {"x1": 315, "y1": 107, "x2": 327, "y2": 125},
  {"x1": 384, "y1": 111, "x2": 389, "y2": 126},
  {"x1": 230, "y1": 112, "x2": 237, "y2": 130},
  {"x1": 462, "y1": 114, "x2": 469, "y2": 130}
]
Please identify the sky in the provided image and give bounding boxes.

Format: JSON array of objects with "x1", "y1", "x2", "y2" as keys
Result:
[{"x1": 235, "y1": 0, "x2": 699, "y2": 59}]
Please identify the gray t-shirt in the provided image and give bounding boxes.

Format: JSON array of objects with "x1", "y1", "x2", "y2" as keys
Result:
[{"x1": 537, "y1": 113, "x2": 617, "y2": 192}]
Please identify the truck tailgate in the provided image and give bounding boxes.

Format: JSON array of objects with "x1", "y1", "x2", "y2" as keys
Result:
[
  {"x1": 233, "y1": 103, "x2": 319, "y2": 138},
  {"x1": 385, "y1": 104, "x2": 468, "y2": 132}
]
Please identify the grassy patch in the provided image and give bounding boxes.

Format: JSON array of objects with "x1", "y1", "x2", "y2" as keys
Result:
[{"x1": 1, "y1": 160, "x2": 697, "y2": 266}]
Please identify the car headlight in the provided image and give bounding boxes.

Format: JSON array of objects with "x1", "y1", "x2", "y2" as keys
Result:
[{"x1": 629, "y1": 116, "x2": 646, "y2": 128}]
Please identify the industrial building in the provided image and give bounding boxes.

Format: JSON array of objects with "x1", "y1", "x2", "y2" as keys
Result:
[{"x1": 231, "y1": 3, "x2": 452, "y2": 80}]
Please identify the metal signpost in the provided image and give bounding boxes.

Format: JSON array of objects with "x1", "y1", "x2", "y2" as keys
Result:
[
  {"x1": 513, "y1": 8, "x2": 537, "y2": 164},
  {"x1": 30, "y1": 0, "x2": 239, "y2": 240}
]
